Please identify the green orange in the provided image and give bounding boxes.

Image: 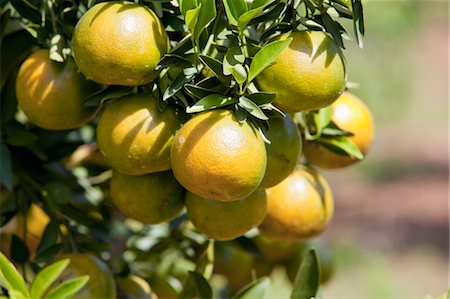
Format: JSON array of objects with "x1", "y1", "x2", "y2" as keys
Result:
[
  {"x1": 96, "y1": 93, "x2": 181, "y2": 175},
  {"x1": 72, "y1": 1, "x2": 168, "y2": 86},
  {"x1": 171, "y1": 109, "x2": 267, "y2": 201},
  {"x1": 16, "y1": 49, "x2": 97, "y2": 130},
  {"x1": 256, "y1": 30, "x2": 346, "y2": 112}
]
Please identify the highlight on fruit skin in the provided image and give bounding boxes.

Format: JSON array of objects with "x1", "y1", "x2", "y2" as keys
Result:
[
  {"x1": 110, "y1": 170, "x2": 185, "y2": 224},
  {"x1": 256, "y1": 30, "x2": 346, "y2": 113},
  {"x1": 15, "y1": 49, "x2": 97, "y2": 130},
  {"x1": 170, "y1": 109, "x2": 267, "y2": 202},
  {"x1": 117, "y1": 275, "x2": 159, "y2": 299},
  {"x1": 259, "y1": 165, "x2": 334, "y2": 241},
  {"x1": 72, "y1": 1, "x2": 169, "y2": 86},
  {"x1": 303, "y1": 92, "x2": 375, "y2": 169},
  {"x1": 96, "y1": 93, "x2": 181, "y2": 176},
  {"x1": 186, "y1": 189, "x2": 267, "y2": 241}
]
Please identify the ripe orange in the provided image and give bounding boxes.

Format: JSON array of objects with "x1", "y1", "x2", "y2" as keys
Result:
[
  {"x1": 56, "y1": 254, "x2": 116, "y2": 299},
  {"x1": 72, "y1": 1, "x2": 168, "y2": 86},
  {"x1": 15, "y1": 49, "x2": 97, "y2": 130},
  {"x1": 170, "y1": 109, "x2": 267, "y2": 201},
  {"x1": 259, "y1": 115, "x2": 302, "y2": 188},
  {"x1": 186, "y1": 190, "x2": 267, "y2": 241},
  {"x1": 96, "y1": 93, "x2": 181, "y2": 175},
  {"x1": 110, "y1": 170, "x2": 184, "y2": 224},
  {"x1": 256, "y1": 31, "x2": 346, "y2": 112},
  {"x1": 259, "y1": 165, "x2": 334, "y2": 241},
  {"x1": 303, "y1": 92, "x2": 375, "y2": 168}
]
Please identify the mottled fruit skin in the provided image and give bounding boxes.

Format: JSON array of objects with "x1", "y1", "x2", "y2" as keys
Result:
[
  {"x1": 171, "y1": 109, "x2": 267, "y2": 201},
  {"x1": 256, "y1": 31, "x2": 346, "y2": 112},
  {"x1": 259, "y1": 165, "x2": 334, "y2": 241},
  {"x1": 259, "y1": 115, "x2": 302, "y2": 188},
  {"x1": 304, "y1": 92, "x2": 375, "y2": 168},
  {"x1": 110, "y1": 171, "x2": 184, "y2": 224},
  {"x1": 96, "y1": 93, "x2": 181, "y2": 175},
  {"x1": 56, "y1": 254, "x2": 116, "y2": 299},
  {"x1": 117, "y1": 275, "x2": 158, "y2": 299},
  {"x1": 16, "y1": 49, "x2": 97, "y2": 130},
  {"x1": 72, "y1": 1, "x2": 169, "y2": 86},
  {"x1": 186, "y1": 190, "x2": 267, "y2": 241}
]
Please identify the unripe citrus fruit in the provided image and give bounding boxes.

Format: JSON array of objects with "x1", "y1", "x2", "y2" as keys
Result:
[
  {"x1": 16, "y1": 49, "x2": 96, "y2": 130},
  {"x1": 56, "y1": 254, "x2": 116, "y2": 299},
  {"x1": 252, "y1": 235, "x2": 302, "y2": 263},
  {"x1": 170, "y1": 109, "x2": 267, "y2": 201},
  {"x1": 259, "y1": 115, "x2": 302, "y2": 188},
  {"x1": 259, "y1": 165, "x2": 334, "y2": 241},
  {"x1": 72, "y1": 1, "x2": 168, "y2": 86},
  {"x1": 96, "y1": 93, "x2": 181, "y2": 175},
  {"x1": 256, "y1": 31, "x2": 346, "y2": 112},
  {"x1": 117, "y1": 275, "x2": 158, "y2": 299},
  {"x1": 110, "y1": 170, "x2": 184, "y2": 224},
  {"x1": 303, "y1": 92, "x2": 375, "y2": 168},
  {"x1": 186, "y1": 190, "x2": 267, "y2": 241}
]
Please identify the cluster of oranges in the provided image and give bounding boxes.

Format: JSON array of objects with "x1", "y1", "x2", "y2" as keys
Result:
[{"x1": 12, "y1": 1, "x2": 374, "y2": 295}]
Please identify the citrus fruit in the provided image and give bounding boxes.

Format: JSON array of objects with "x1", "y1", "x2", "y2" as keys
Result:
[
  {"x1": 252, "y1": 235, "x2": 302, "y2": 263},
  {"x1": 72, "y1": 1, "x2": 168, "y2": 86},
  {"x1": 96, "y1": 93, "x2": 181, "y2": 175},
  {"x1": 303, "y1": 92, "x2": 375, "y2": 168},
  {"x1": 117, "y1": 275, "x2": 158, "y2": 299},
  {"x1": 170, "y1": 109, "x2": 267, "y2": 201},
  {"x1": 186, "y1": 189, "x2": 267, "y2": 240},
  {"x1": 259, "y1": 165, "x2": 334, "y2": 241},
  {"x1": 285, "y1": 242, "x2": 335, "y2": 284},
  {"x1": 259, "y1": 115, "x2": 302, "y2": 188},
  {"x1": 15, "y1": 203, "x2": 50, "y2": 253},
  {"x1": 256, "y1": 30, "x2": 346, "y2": 112},
  {"x1": 56, "y1": 253, "x2": 116, "y2": 299},
  {"x1": 15, "y1": 49, "x2": 97, "y2": 130},
  {"x1": 110, "y1": 170, "x2": 184, "y2": 224}
]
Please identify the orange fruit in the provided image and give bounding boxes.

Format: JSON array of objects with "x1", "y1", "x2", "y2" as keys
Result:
[
  {"x1": 96, "y1": 93, "x2": 181, "y2": 175},
  {"x1": 303, "y1": 92, "x2": 375, "y2": 168},
  {"x1": 56, "y1": 254, "x2": 116, "y2": 299},
  {"x1": 186, "y1": 190, "x2": 267, "y2": 240},
  {"x1": 15, "y1": 49, "x2": 97, "y2": 130},
  {"x1": 72, "y1": 1, "x2": 168, "y2": 86},
  {"x1": 170, "y1": 109, "x2": 267, "y2": 201},
  {"x1": 117, "y1": 275, "x2": 158, "y2": 299},
  {"x1": 256, "y1": 31, "x2": 346, "y2": 112},
  {"x1": 259, "y1": 165, "x2": 334, "y2": 241},
  {"x1": 259, "y1": 115, "x2": 302, "y2": 188},
  {"x1": 110, "y1": 170, "x2": 184, "y2": 224}
]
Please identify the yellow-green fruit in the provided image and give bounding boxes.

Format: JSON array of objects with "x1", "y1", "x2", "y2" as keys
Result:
[
  {"x1": 303, "y1": 92, "x2": 375, "y2": 168},
  {"x1": 186, "y1": 190, "x2": 267, "y2": 241},
  {"x1": 285, "y1": 242, "x2": 334, "y2": 284},
  {"x1": 72, "y1": 1, "x2": 168, "y2": 86},
  {"x1": 117, "y1": 275, "x2": 158, "y2": 299},
  {"x1": 259, "y1": 165, "x2": 334, "y2": 241},
  {"x1": 15, "y1": 49, "x2": 97, "y2": 130},
  {"x1": 57, "y1": 254, "x2": 116, "y2": 299},
  {"x1": 171, "y1": 109, "x2": 267, "y2": 201},
  {"x1": 148, "y1": 277, "x2": 178, "y2": 299},
  {"x1": 110, "y1": 170, "x2": 184, "y2": 224},
  {"x1": 97, "y1": 93, "x2": 181, "y2": 175},
  {"x1": 256, "y1": 31, "x2": 346, "y2": 112},
  {"x1": 253, "y1": 235, "x2": 302, "y2": 263},
  {"x1": 259, "y1": 115, "x2": 302, "y2": 188}
]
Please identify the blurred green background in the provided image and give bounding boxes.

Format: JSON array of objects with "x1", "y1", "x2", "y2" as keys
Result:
[{"x1": 265, "y1": 2, "x2": 449, "y2": 298}]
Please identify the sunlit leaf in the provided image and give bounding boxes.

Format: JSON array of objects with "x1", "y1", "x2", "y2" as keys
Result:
[
  {"x1": 186, "y1": 94, "x2": 235, "y2": 113},
  {"x1": 44, "y1": 276, "x2": 89, "y2": 299},
  {"x1": 30, "y1": 259, "x2": 70, "y2": 299},
  {"x1": 233, "y1": 277, "x2": 270, "y2": 299},
  {"x1": 221, "y1": 0, "x2": 247, "y2": 26},
  {"x1": 290, "y1": 249, "x2": 320, "y2": 299},
  {"x1": 0, "y1": 252, "x2": 29, "y2": 298}
]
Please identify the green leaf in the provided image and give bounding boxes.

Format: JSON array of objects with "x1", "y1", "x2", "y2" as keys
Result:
[
  {"x1": 42, "y1": 183, "x2": 71, "y2": 205},
  {"x1": 35, "y1": 220, "x2": 60, "y2": 258},
  {"x1": 313, "y1": 107, "x2": 332, "y2": 135},
  {"x1": 34, "y1": 244, "x2": 63, "y2": 265},
  {"x1": 9, "y1": 290, "x2": 28, "y2": 299},
  {"x1": 83, "y1": 86, "x2": 136, "y2": 108},
  {"x1": 247, "y1": 38, "x2": 292, "y2": 84},
  {"x1": 199, "y1": 55, "x2": 231, "y2": 84},
  {"x1": 30, "y1": 259, "x2": 70, "y2": 299},
  {"x1": 194, "y1": 0, "x2": 216, "y2": 41},
  {"x1": 49, "y1": 34, "x2": 66, "y2": 63},
  {"x1": 0, "y1": 141, "x2": 13, "y2": 190},
  {"x1": 290, "y1": 249, "x2": 320, "y2": 299},
  {"x1": 316, "y1": 136, "x2": 364, "y2": 159},
  {"x1": 163, "y1": 67, "x2": 197, "y2": 101},
  {"x1": 221, "y1": 0, "x2": 247, "y2": 26},
  {"x1": 44, "y1": 276, "x2": 89, "y2": 299},
  {"x1": 10, "y1": 235, "x2": 29, "y2": 264},
  {"x1": 157, "y1": 54, "x2": 193, "y2": 69},
  {"x1": 238, "y1": 0, "x2": 274, "y2": 30},
  {"x1": 180, "y1": 0, "x2": 198, "y2": 17},
  {"x1": 233, "y1": 277, "x2": 270, "y2": 299},
  {"x1": 188, "y1": 271, "x2": 213, "y2": 298},
  {"x1": 249, "y1": 2, "x2": 286, "y2": 26},
  {"x1": 186, "y1": 94, "x2": 235, "y2": 113},
  {"x1": 185, "y1": 6, "x2": 201, "y2": 36},
  {"x1": 246, "y1": 92, "x2": 276, "y2": 105},
  {"x1": 351, "y1": 0, "x2": 364, "y2": 48},
  {"x1": 0, "y1": 252, "x2": 29, "y2": 298},
  {"x1": 321, "y1": 13, "x2": 345, "y2": 49},
  {"x1": 238, "y1": 97, "x2": 268, "y2": 120},
  {"x1": 6, "y1": 129, "x2": 38, "y2": 147},
  {"x1": 223, "y1": 47, "x2": 247, "y2": 86}
]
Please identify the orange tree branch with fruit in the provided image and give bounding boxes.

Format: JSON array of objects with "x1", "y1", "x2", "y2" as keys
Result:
[{"x1": 0, "y1": 0, "x2": 372, "y2": 298}]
